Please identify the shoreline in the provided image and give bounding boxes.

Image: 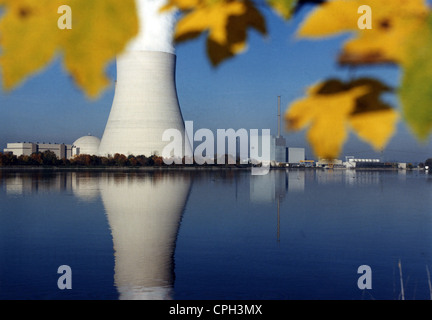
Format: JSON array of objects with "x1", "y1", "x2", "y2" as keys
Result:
[{"x1": 0, "y1": 165, "x2": 425, "y2": 172}]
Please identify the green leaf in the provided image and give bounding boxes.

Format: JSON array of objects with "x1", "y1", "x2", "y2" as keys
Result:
[{"x1": 399, "y1": 13, "x2": 432, "y2": 140}]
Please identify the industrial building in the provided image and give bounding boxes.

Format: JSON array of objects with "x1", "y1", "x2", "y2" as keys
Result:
[
  {"x1": 270, "y1": 135, "x2": 287, "y2": 164},
  {"x1": 343, "y1": 157, "x2": 394, "y2": 169},
  {"x1": 270, "y1": 96, "x2": 305, "y2": 166},
  {"x1": 3, "y1": 134, "x2": 101, "y2": 159},
  {"x1": 3, "y1": 142, "x2": 74, "y2": 159},
  {"x1": 287, "y1": 147, "x2": 305, "y2": 165},
  {"x1": 3, "y1": 142, "x2": 37, "y2": 156},
  {"x1": 269, "y1": 138, "x2": 305, "y2": 166},
  {"x1": 316, "y1": 158, "x2": 344, "y2": 167}
]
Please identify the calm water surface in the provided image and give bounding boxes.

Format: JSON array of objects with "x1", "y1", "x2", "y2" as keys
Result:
[{"x1": 0, "y1": 168, "x2": 431, "y2": 300}]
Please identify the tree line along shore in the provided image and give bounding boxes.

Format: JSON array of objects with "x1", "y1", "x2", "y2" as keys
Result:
[
  {"x1": 0, "y1": 150, "x2": 249, "y2": 168},
  {"x1": 1, "y1": 150, "x2": 431, "y2": 170}
]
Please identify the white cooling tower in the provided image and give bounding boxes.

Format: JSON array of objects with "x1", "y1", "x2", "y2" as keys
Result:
[{"x1": 98, "y1": 0, "x2": 190, "y2": 158}]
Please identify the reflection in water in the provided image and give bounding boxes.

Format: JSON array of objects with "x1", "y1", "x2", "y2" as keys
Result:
[
  {"x1": 287, "y1": 170, "x2": 305, "y2": 192},
  {"x1": 0, "y1": 170, "x2": 192, "y2": 300},
  {"x1": 1, "y1": 169, "x2": 431, "y2": 299},
  {"x1": 249, "y1": 169, "x2": 306, "y2": 243},
  {"x1": 315, "y1": 169, "x2": 390, "y2": 186},
  {"x1": 3, "y1": 171, "x2": 74, "y2": 195},
  {"x1": 98, "y1": 172, "x2": 191, "y2": 300},
  {"x1": 249, "y1": 169, "x2": 305, "y2": 203},
  {"x1": 72, "y1": 172, "x2": 101, "y2": 202}
]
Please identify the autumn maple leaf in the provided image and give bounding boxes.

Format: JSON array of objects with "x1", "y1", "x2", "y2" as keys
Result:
[
  {"x1": 163, "y1": 0, "x2": 267, "y2": 66},
  {"x1": 297, "y1": 0, "x2": 432, "y2": 141},
  {"x1": 285, "y1": 78, "x2": 398, "y2": 159},
  {"x1": 0, "y1": 0, "x2": 138, "y2": 98},
  {"x1": 297, "y1": 0, "x2": 429, "y2": 65}
]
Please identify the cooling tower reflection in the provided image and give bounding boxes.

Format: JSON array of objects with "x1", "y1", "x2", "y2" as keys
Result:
[
  {"x1": 98, "y1": 172, "x2": 192, "y2": 300},
  {"x1": 71, "y1": 172, "x2": 100, "y2": 202}
]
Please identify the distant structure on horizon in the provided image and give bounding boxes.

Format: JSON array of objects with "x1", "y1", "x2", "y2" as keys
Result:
[{"x1": 270, "y1": 96, "x2": 305, "y2": 166}]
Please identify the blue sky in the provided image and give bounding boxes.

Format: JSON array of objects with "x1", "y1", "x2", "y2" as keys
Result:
[{"x1": 0, "y1": 4, "x2": 431, "y2": 162}]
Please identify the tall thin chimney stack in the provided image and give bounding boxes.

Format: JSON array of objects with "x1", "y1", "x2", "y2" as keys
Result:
[{"x1": 277, "y1": 96, "x2": 281, "y2": 138}]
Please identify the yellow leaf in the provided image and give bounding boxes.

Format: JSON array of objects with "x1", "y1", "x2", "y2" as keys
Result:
[
  {"x1": 285, "y1": 78, "x2": 398, "y2": 159},
  {"x1": 0, "y1": 0, "x2": 60, "y2": 90},
  {"x1": 286, "y1": 83, "x2": 368, "y2": 159},
  {"x1": 350, "y1": 109, "x2": 398, "y2": 151},
  {"x1": 342, "y1": 3, "x2": 428, "y2": 65},
  {"x1": 162, "y1": 0, "x2": 201, "y2": 11},
  {"x1": 297, "y1": 0, "x2": 359, "y2": 38},
  {"x1": 298, "y1": 0, "x2": 429, "y2": 65},
  {"x1": 166, "y1": 0, "x2": 266, "y2": 66},
  {"x1": 0, "y1": 0, "x2": 138, "y2": 98}
]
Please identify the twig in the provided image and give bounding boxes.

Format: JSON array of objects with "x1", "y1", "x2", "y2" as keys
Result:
[
  {"x1": 398, "y1": 259, "x2": 405, "y2": 300},
  {"x1": 426, "y1": 265, "x2": 432, "y2": 300}
]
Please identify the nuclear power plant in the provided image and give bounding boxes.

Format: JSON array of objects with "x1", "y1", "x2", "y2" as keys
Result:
[
  {"x1": 1, "y1": 0, "x2": 304, "y2": 166},
  {"x1": 97, "y1": 0, "x2": 190, "y2": 158}
]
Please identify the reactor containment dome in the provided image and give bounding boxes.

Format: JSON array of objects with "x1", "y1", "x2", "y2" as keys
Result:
[{"x1": 73, "y1": 135, "x2": 101, "y2": 156}]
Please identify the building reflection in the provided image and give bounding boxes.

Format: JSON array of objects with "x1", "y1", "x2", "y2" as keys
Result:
[
  {"x1": 98, "y1": 172, "x2": 192, "y2": 300},
  {"x1": 249, "y1": 169, "x2": 306, "y2": 203},
  {"x1": 1, "y1": 168, "x2": 401, "y2": 199},
  {"x1": 249, "y1": 169, "x2": 307, "y2": 243},
  {"x1": 1, "y1": 168, "x2": 424, "y2": 299},
  {"x1": 2, "y1": 171, "x2": 75, "y2": 195},
  {"x1": 315, "y1": 169, "x2": 382, "y2": 186}
]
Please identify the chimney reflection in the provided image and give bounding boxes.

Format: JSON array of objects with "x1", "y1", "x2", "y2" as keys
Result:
[
  {"x1": 249, "y1": 169, "x2": 305, "y2": 243},
  {"x1": 98, "y1": 172, "x2": 192, "y2": 300}
]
